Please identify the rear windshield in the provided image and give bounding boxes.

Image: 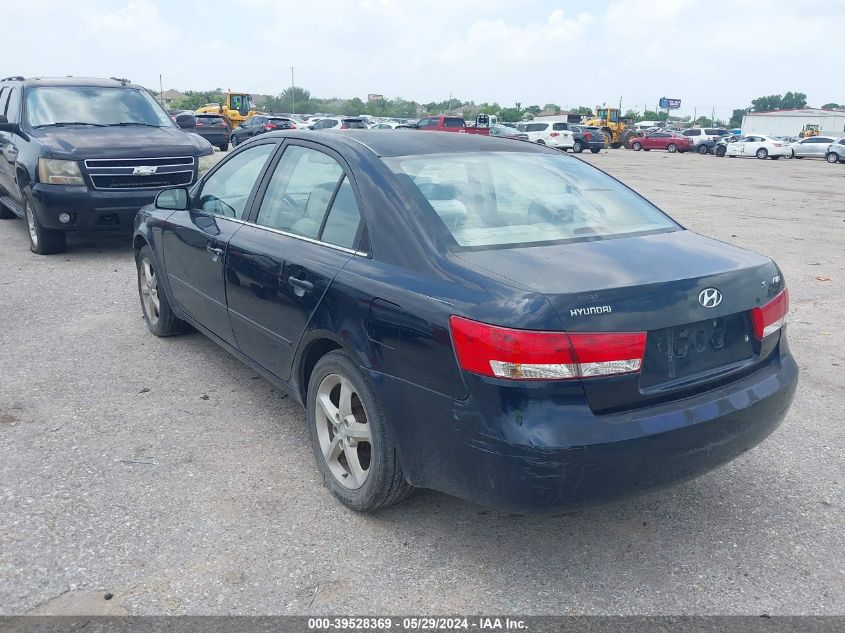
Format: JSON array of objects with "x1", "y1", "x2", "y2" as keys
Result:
[
  {"x1": 342, "y1": 119, "x2": 367, "y2": 129},
  {"x1": 388, "y1": 152, "x2": 678, "y2": 250},
  {"x1": 705, "y1": 128, "x2": 728, "y2": 136},
  {"x1": 25, "y1": 86, "x2": 172, "y2": 128},
  {"x1": 196, "y1": 116, "x2": 225, "y2": 124},
  {"x1": 269, "y1": 118, "x2": 294, "y2": 126}
]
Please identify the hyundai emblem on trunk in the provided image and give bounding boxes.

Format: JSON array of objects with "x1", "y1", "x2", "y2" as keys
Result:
[
  {"x1": 132, "y1": 166, "x2": 157, "y2": 175},
  {"x1": 698, "y1": 288, "x2": 722, "y2": 308}
]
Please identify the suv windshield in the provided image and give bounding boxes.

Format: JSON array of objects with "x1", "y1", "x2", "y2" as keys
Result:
[
  {"x1": 389, "y1": 152, "x2": 678, "y2": 249},
  {"x1": 25, "y1": 86, "x2": 173, "y2": 128}
]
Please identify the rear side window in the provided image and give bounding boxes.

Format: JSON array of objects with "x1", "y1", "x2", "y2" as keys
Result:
[
  {"x1": 682, "y1": 129, "x2": 700, "y2": 136},
  {"x1": 444, "y1": 117, "x2": 464, "y2": 128},
  {"x1": 320, "y1": 177, "x2": 362, "y2": 249},
  {"x1": 526, "y1": 123, "x2": 547, "y2": 132},
  {"x1": 552, "y1": 122, "x2": 568, "y2": 131},
  {"x1": 255, "y1": 145, "x2": 344, "y2": 239},
  {"x1": 389, "y1": 152, "x2": 678, "y2": 249}
]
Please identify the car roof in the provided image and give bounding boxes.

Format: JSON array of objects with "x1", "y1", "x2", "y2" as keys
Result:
[
  {"x1": 7, "y1": 76, "x2": 143, "y2": 89},
  {"x1": 264, "y1": 130, "x2": 551, "y2": 157}
]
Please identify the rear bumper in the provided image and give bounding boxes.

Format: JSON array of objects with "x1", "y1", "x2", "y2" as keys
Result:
[
  {"x1": 194, "y1": 131, "x2": 229, "y2": 145},
  {"x1": 547, "y1": 136, "x2": 575, "y2": 149},
  {"x1": 375, "y1": 343, "x2": 797, "y2": 514},
  {"x1": 29, "y1": 183, "x2": 187, "y2": 233}
]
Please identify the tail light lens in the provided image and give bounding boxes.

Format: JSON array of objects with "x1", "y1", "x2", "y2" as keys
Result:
[
  {"x1": 449, "y1": 316, "x2": 646, "y2": 381},
  {"x1": 584, "y1": 132, "x2": 591, "y2": 140},
  {"x1": 263, "y1": 124, "x2": 276, "y2": 131},
  {"x1": 549, "y1": 132, "x2": 560, "y2": 137},
  {"x1": 751, "y1": 288, "x2": 789, "y2": 339},
  {"x1": 341, "y1": 123, "x2": 349, "y2": 129}
]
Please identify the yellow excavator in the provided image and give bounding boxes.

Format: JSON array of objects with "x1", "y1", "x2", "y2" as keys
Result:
[
  {"x1": 581, "y1": 106, "x2": 638, "y2": 149},
  {"x1": 798, "y1": 124, "x2": 820, "y2": 138},
  {"x1": 196, "y1": 92, "x2": 258, "y2": 128}
]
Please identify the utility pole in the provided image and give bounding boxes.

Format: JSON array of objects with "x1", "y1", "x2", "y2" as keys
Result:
[
  {"x1": 159, "y1": 74, "x2": 163, "y2": 105},
  {"x1": 448, "y1": 92, "x2": 452, "y2": 114},
  {"x1": 290, "y1": 67, "x2": 295, "y2": 115}
]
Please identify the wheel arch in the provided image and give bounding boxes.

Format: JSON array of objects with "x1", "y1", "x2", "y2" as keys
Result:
[{"x1": 295, "y1": 333, "x2": 352, "y2": 403}]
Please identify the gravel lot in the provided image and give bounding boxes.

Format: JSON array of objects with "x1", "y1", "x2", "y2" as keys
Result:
[{"x1": 1, "y1": 148, "x2": 843, "y2": 616}]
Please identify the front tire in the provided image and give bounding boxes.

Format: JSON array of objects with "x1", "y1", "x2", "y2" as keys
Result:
[
  {"x1": 590, "y1": 148, "x2": 601, "y2": 153},
  {"x1": 307, "y1": 351, "x2": 413, "y2": 512},
  {"x1": 716, "y1": 146, "x2": 726, "y2": 157},
  {"x1": 756, "y1": 148, "x2": 768, "y2": 159},
  {"x1": 667, "y1": 143, "x2": 677, "y2": 153},
  {"x1": 218, "y1": 142, "x2": 228, "y2": 152},
  {"x1": 573, "y1": 140, "x2": 584, "y2": 153},
  {"x1": 24, "y1": 196, "x2": 66, "y2": 255},
  {"x1": 826, "y1": 152, "x2": 840, "y2": 164},
  {"x1": 230, "y1": 135, "x2": 238, "y2": 147},
  {"x1": 136, "y1": 244, "x2": 186, "y2": 336},
  {"x1": 632, "y1": 141, "x2": 642, "y2": 151},
  {"x1": 697, "y1": 144, "x2": 708, "y2": 154}
]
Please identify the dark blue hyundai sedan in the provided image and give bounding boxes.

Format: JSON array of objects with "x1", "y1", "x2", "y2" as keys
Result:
[{"x1": 133, "y1": 131, "x2": 797, "y2": 514}]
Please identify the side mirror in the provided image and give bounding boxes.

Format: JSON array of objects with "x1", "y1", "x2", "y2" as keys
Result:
[
  {"x1": 175, "y1": 113, "x2": 196, "y2": 129},
  {"x1": 155, "y1": 187, "x2": 190, "y2": 210},
  {"x1": 0, "y1": 114, "x2": 19, "y2": 133}
]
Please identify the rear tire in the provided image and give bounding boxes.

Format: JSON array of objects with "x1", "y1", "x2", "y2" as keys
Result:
[
  {"x1": 826, "y1": 152, "x2": 840, "y2": 164},
  {"x1": 24, "y1": 196, "x2": 66, "y2": 255},
  {"x1": 536, "y1": 139, "x2": 546, "y2": 146},
  {"x1": 667, "y1": 143, "x2": 677, "y2": 153},
  {"x1": 716, "y1": 146, "x2": 726, "y2": 157},
  {"x1": 218, "y1": 142, "x2": 228, "y2": 152},
  {"x1": 632, "y1": 141, "x2": 642, "y2": 151},
  {"x1": 756, "y1": 148, "x2": 768, "y2": 159},
  {"x1": 573, "y1": 140, "x2": 584, "y2": 153},
  {"x1": 590, "y1": 148, "x2": 601, "y2": 154},
  {"x1": 307, "y1": 351, "x2": 413, "y2": 512},
  {"x1": 697, "y1": 144, "x2": 708, "y2": 154},
  {"x1": 0, "y1": 201, "x2": 16, "y2": 219},
  {"x1": 136, "y1": 244, "x2": 187, "y2": 336},
  {"x1": 230, "y1": 135, "x2": 238, "y2": 147}
]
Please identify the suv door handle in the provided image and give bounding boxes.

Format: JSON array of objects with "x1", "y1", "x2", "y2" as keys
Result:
[
  {"x1": 206, "y1": 245, "x2": 224, "y2": 261},
  {"x1": 288, "y1": 276, "x2": 314, "y2": 292}
]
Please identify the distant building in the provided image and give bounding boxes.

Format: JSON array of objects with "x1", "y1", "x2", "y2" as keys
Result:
[
  {"x1": 160, "y1": 89, "x2": 185, "y2": 106},
  {"x1": 741, "y1": 108, "x2": 845, "y2": 136}
]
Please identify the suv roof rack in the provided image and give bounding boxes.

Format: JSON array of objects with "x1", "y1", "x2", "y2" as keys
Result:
[
  {"x1": 1, "y1": 76, "x2": 25, "y2": 82},
  {"x1": 110, "y1": 77, "x2": 132, "y2": 85}
]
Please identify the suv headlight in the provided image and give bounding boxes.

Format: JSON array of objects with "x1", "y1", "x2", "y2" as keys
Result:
[{"x1": 38, "y1": 159, "x2": 85, "y2": 186}]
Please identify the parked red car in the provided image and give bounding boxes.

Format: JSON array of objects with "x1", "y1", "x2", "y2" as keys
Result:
[
  {"x1": 630, "y1": 130, "x2": 694, "y2": 153},
  {"x1": 414, "y1": 115, "x2": 490, "y2": 135}
]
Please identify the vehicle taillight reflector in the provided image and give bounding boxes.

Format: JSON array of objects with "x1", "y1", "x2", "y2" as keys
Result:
[
  {"x1": 449, "y1": 316, "x2": 646, "y2": 381},
  {"x1": 751, "y1": 288, "x2": 789, "y2": 339},
  {"x1": 549, "y1": 132, "x2": 560, "y2": 137},
  {"x1": 584, "y1": 132, "x2": 591, "y2": 139}
]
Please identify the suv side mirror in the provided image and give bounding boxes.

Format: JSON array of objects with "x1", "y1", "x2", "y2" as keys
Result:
[
  {"x1": 175, "y1": 113, "x2": 196, "y2": 129},
  {"x1": 155, "y1": 187, "x2": 190, "y2": 210},
  {"x1": 0, "y1": 114, "x2": 19, "y2": 133}
]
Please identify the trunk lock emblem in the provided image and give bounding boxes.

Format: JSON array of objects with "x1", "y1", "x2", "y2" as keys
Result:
[{"x1": 698, "y1": 288, "x2": 722, "y2": 308}]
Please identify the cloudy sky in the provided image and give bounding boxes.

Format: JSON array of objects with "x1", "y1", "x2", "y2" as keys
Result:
[{"x1": 4, "y1": 0, "x2": 842, "y2": 119}]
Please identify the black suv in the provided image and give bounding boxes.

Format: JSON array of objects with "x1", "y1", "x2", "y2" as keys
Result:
[{"x1": 0, "y1": 76, "x2": 213, "y2": 254}]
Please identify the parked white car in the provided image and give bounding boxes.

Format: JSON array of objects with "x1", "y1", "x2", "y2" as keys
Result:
[
  {"x1": 680, "y1": 127, "x2": 729, "y2": 147},
  {"x1": 369, "y1": 120, "x2": 402, "y2": 129},
  {"x1": 725, "y1": 135, "x2": 790, "y2": 159},
  {"x1": 517, "y1": 121, "x2": 575, "y2": 150},
  {"x1": 789, "y1": 136, "x2": 837, "y2": 159}
]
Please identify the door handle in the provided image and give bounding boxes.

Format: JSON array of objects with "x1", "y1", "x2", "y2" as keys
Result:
[
  {"x1": 288, "y1": 276, "x2": 314, "y2": 292},
  {"x1": 206, "y1": 245, "x2": 224, "y2": 262}
]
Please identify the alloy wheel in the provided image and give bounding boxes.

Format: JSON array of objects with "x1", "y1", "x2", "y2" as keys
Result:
[
  {"x1": 314, "y1": 373, "x2": 372, "y2": 489},
  {"x1": 139, "y1": 257, "x2": 161, "y2": 324},
  {"x1": 25, "y1": 203, "x2": 38, "y2": 247},
  {"x1": 827, "y1": 153, "x2": 839, "y2": 164}
]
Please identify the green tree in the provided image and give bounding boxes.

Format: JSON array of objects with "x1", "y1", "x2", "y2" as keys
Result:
[
  {"x1": 571, "y1": 106, "x2": 594, "y2": 116},
  {"x1": 525, "y1": 105, "x2": 541, "y2": 115},
  {"x1": 750, "y1": 94, "x2": 782, "y2": 112},
  {"x1": 821, "y1": 102, "x2": 843, "y2": 109},
  {"x1": 641, "y1": 110, "x2": 668, "y2": 121},
  {"x1": 542, "y1": 103, "x2": 561, "y2": 114},
  {"x1": 728, "y1": 108, "x2": 748, "y2": 128},
  {"x1": 499, "y1": 107, "x2": 523, "y2": 122},
  {"x1": 624, "y1": 109, "x2": 640, "y2": 121},
  {"x1": 170, "y1": 90, "x2": 225, "y2": 110},
  {"x1": 780, "y1": 91, "x2": 807, "y2": 109}
]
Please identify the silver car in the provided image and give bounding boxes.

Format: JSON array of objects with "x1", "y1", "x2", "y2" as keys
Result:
[
  {"x1": 826, "y1": 138, "x2": 845, "y2": 164},
  {"x1": 789, "y1": 135, "x2": 837, "y2": 158}
]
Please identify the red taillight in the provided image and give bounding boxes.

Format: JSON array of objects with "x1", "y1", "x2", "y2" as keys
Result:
[
  {"x1": 751, "y1": 288, "x2": 789, "y2": 339},
  {"x1": 263, "y1": 124, "x2": 276, "y2": 131},
  {"x1": 448, "y1": 316, "x2": 646, "y2": 381},
  {"x1": 549, "y1": 132, "x2": 560, "y2": 137},
  {"x1": 195, "y1": 121, "x2": 204, "y2": 127},
  {"x1": 584, "y1": 132, "x2": 591, "y2": 140},
  {"x1": 341, "y1": 123, "x2": 349, "y2": 129}
]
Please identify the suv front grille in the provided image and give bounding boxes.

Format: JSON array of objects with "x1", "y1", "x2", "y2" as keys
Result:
[{"x1": 84, "y1": 156, "x2": 196, "y2": 190}]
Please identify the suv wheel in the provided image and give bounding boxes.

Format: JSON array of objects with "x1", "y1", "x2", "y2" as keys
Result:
[
  {"x1": 307, "y1": 351, "x2": 413, "y2": 511},
  {"x1": 573, "y1": 140, "x2": 584, "y2": 153},
  {"x1": 24, "y1": 196, "x2": 66, "y2": 255},
  {"x1": 697, "y1": 144, "x2": 708, "y2": 154},
  {"x1": 827, "y1": 152, "x2": 840, "y2": 164}
]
